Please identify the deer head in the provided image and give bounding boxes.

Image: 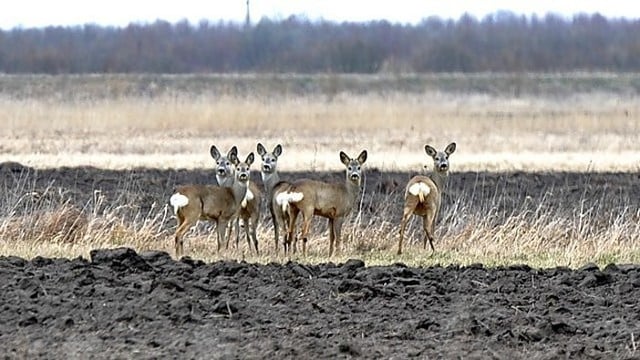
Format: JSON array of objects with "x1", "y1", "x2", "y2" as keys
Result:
[
  {"x1": 211, "y1": 145, "x2": 238, "y2": 186},
  {"x1": 340, "y1": 150, "x2": 368, "y2": 185},
  {"x1": 425, "y1": 142, "x2": 456, "y2": 173},
  {"x1": 257, "y1": 143, "x2": 282, "y2": 174}
]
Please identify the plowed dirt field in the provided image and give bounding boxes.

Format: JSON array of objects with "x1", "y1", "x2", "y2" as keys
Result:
[{"x1": 1, "y1": 164, "x2": 639, "y2": 358}]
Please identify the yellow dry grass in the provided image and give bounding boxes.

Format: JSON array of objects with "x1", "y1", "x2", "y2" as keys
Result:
[
  {"x1": 1, "y1": 91, "x2": 639, "y2": 172},
  {"x1": 1, "y1": 198, "x2": 639, "y2": 269}
]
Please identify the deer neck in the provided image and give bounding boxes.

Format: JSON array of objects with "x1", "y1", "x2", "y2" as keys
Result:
[
  {"x1": 344, "y1": 174, "x2": 362, "y2": 205},
  {"x1": 429, "y1": 169, "x2": 449, "y2": 192},
  {"x1": 231, "y1": 179, "x2": 248, "y2": 205},
  {"x1": 217, "y1": 172, "x2": 235, "y2": 188},
  {"x1": 261, "y1": 170, "x2": 280, "y2": 196}
]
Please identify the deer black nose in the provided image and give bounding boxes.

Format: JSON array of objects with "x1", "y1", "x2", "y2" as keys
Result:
[
  {"x1": 350, "y1": 173, "x2": 360, "y2": 181},
  {"x1": 217, "y1": 168, "x2": 226, "y2": 175},
  {"x1": 238, "y1": 173, "x2": 248, "y2": 180},
  {"x1": 439, "y1": 164, "x2": 449, "y2": 171},
  {"x1": 262, "y1": 164, "x2": 271, "y2": 172}
]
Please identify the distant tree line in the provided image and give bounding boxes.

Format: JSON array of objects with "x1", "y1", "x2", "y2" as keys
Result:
[{"x1": 1, "y1": 12, "x2": 639, "y2": 74}]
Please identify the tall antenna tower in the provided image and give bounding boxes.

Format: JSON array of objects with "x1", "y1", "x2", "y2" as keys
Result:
[{"x1": 245, "y1": 0, "x2": 251, "y2": 27}]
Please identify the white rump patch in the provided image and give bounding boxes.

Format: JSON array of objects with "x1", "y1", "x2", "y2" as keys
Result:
[
  {"x1": 288, "y1": 192, "x2": 304, "y2": 202},
  {"x1": 408, "y1": 182, "x2": 430, "y2": 201},
  {"x1": 169, "y1": 192, "x2": 189, "y2": 213},
  {"x1": 241, "y1": 189, "x2": 254, "y2": 208},
  {"x1": 275, "y1": 191, "x2": 304, "y2": 213}
]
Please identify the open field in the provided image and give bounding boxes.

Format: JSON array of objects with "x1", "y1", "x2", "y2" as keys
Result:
[
  {"x1": 1, "y1": 73, "x2": 639, "y2": 172},
  {"x1": 1, "y1": 73, "x2": 639, "y2": 357},
  {"x1": 0, "y1": 73, "x2": 639, "y2": 266}
]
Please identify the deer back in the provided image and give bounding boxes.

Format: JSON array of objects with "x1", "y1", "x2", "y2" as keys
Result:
[
  {"x1": 175, "y1": 184, "x2": 239, "y2": 221},
  {"x1": 292, "y1": 179, "x2": 355, "y2": 218}
]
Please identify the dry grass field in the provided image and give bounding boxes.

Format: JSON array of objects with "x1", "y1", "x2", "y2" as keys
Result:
[{"x1": 1, "y1": 73, "x2": 639, "y2": 268}]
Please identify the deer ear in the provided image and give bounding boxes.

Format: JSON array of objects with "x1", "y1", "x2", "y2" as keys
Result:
[
  {"x1": 445, "y1": 142, "x2": 457, "y2": 155},
  {"x1": 339, "y1": 151, "x2": 350, "y2": 166},
  {"x1": 424, "y1": 145, "x2": 437, "y2": 158},
  {"x1": 246, "y1": 152, "x2": 255, "y2": 166},
  {"x1": 273, "y1": 144, "x2": 283, "y2": 157},
  {"x1": 357, "y1": 150, "x2": 368, "y2": 164},
  {"x1": 210, "y1": 145, "x2": 221, "y2": 160},
  {"x1": 229, "y1": 152, "x2": 239, "y2": 165},
  {"x1": 228, "y1": 146, "x2": 238, "y2": 158},
  {"x1": 256, "y1": 143, "x2": 266, "y2": 156}
]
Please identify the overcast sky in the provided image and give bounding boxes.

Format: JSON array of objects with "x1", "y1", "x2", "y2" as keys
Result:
[{"x1": 0, "y1": 0, "x2": 636, "y2": 30}]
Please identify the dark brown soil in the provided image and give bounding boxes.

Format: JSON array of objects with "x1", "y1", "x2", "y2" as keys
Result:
[
  {"x1": 1, "y1": 248, "x2": 639, "y2": 358},
  {"x1": 1, "y1": 163, "x2": 640, "y2": 358}
]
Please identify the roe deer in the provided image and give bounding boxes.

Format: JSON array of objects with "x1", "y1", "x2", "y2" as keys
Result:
[
  {"x1": 211, "y1": 145, "x2": 261, "y2": 254},
  {"x1": 210, "y1": 144, "x2": 238, "y2": 240},
  {"x1": 170, "y1": 152, "x2": 254, "y2": 258},
  {"x1": 398, "y1": 142, "x2": 456, "y2": 255},
  {"x1": 257, "y1": 143, "x2": 293, "y2": 253},
  {"x1": 280, "y1": 150, "x2": 368, "y2": 257},
  {"x1": 236, "y1": 174, "x2": 262, "y2": 254}
]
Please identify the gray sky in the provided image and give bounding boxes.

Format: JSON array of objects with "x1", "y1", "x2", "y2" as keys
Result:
[{"x1": 0, "y1": 0, "x2": 636, "y2": 29}]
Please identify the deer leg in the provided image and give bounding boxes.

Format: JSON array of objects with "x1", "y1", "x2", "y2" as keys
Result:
[
  {"x1": 287, "y1": 208, "x2": 299, "y2": 255},
  {"x1": 235, "y1": 217, "x2": 241, "y2": 250},
  {"x1": 242, "y1": 216, "x2": 249, "y2": 251},
  {"x1": 270, "y1": 204, "x2": 279, "y2": 253},
  {"x1": 328, "y1": 218, "x2": 335, "y2": 257},
  {"x1": 282, "y1": 207, "x2": 292, "y2": 254},
  {"x1": 245, "y1": 214, "x2": 257, "y2": 255},
  {"x1": 217, "y1": 219, "x2": 229, "y2": 252},
  {"x1": 423, "y1": 211, "x2": 436, "y2": 252},
  {"x1": 333, "y1": 217, "x2": 344, "y2": 256},
  {"x1": 252, "y1": 211, "x2": 260, "y2": 255},
  {"x1": 216, "y1": 222, "x2": 221, "y2": 252},
  {"x1": 251, "y1": 225, "x2": 259, "y2": 255},
  {"x1": 174, "y1": 216, "x2": 192, "y2": 258},
  {"x1": 300, "y1": 210, "x2": 312, "y2": 257},
  {"x1": 398, "y1": 199, "x2": 417, "y2": 255},
  {"x1": 174, "y1": 218, "x2": 184, "y2": 258},
  {"x1": 224, "y1": 217, "x2": 232, "y2": 250},
  {"x1": 174, "y1": 233, "x2": 183, "y2": 258},
  {"x1": 224, "y1": 216, "x2": 233, "y2": 249},
  {"x1": 274, "y1": 206, "x2": 284, "y2": 254}
]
